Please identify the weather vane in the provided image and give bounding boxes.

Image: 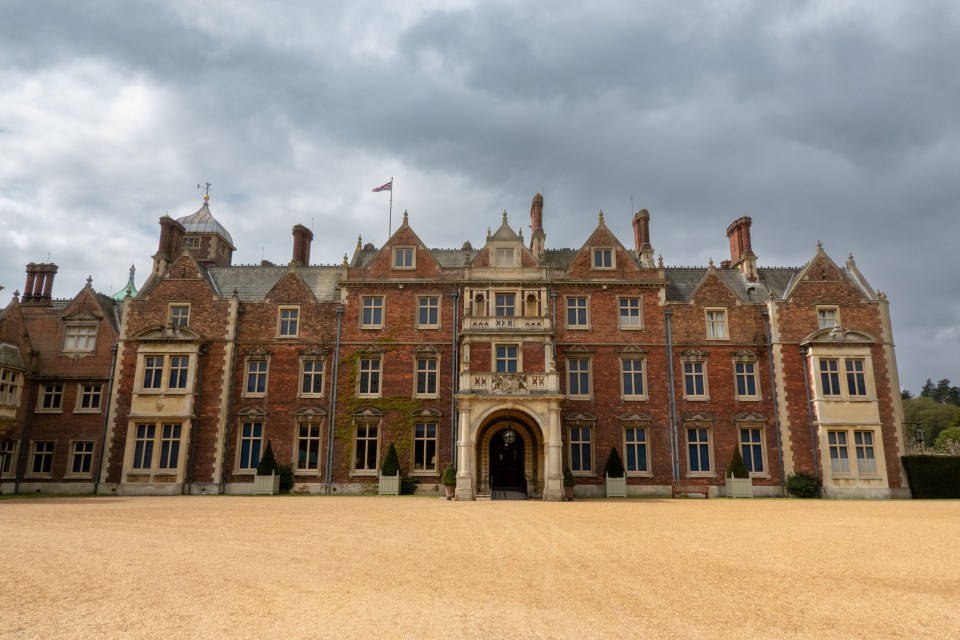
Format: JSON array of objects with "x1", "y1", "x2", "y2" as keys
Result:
[{"x1": 198, "y1": 182, "x2": 212, "y2": 200}]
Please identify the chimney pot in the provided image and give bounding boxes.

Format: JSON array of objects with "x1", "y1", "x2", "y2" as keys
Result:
[{"x1": 292, "y1": 224, "x2": 314, "y2": 266}]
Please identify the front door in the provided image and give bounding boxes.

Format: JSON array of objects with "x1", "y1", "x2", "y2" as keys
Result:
[{"x1": 490, "y1": 428, "x2": 525, "y2": 495}]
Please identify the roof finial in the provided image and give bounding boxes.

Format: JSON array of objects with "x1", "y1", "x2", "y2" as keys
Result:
[
  {"x1": 198, "y1": 182, "x2": 212, "y2": 202},
  {"x1": 86, "y1": 275, "x2": 93, "y2": 288},
  {"x1": 356, "y1": 235, "x2": 362, "y2": 248},
  {"x1": 598, "y1": 210, "x2": 604, "y2": 225},
  {"x1": 502, "y1": 210, "x2": 508, "y2": 225},
  {"x1": 403, "y1": 210, "x2": 409, "y2": 226},
  {"x1": 708, "y1": 257, "x2": 715, "y2": 268},
  {"x1": 817, "y1": 240, "x2": 823, "y2": 251}
]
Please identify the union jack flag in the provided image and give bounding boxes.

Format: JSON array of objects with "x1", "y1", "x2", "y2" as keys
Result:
[{"x1": 372, "y1": 181, "x2": 392, "y2": 192}]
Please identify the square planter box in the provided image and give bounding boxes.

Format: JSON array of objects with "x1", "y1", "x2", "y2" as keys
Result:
[
  {"x1": 253, "y1": 473, "x2": 280, "y2": 496},
  {"x1": 725, "y1": 476, "x2": 753, "y2": 498},
  {"x1": 379, "y1": 472, "x2": 400, "y2": 496},
  {"x1": 605, "y1": 475, "x2": 627, "y2": 498}
]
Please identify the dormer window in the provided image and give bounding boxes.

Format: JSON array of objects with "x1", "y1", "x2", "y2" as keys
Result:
[
  {"x1": 593, "y1": 248, "x2": 614, "y2": 269},
  {"x1": 63, "y1": 324, "x2": 98, "y2": 353},
  {"x1": 495, "y1": 247, "x2": 515, "y2": 267}
]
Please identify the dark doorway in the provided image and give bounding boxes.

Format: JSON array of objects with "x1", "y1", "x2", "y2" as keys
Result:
[{"x1": 490, "y1": 427, "x2": 526, "y2": 499}]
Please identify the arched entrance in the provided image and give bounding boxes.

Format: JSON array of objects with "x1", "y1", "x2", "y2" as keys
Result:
[{"x1": 489, "y1": 427, "x2": 526, "y2": 498}]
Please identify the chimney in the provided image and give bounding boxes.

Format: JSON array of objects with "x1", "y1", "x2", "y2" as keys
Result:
[
  {"x1": 23, "y1": 263, "x2": 57, "y2": 305},
  {"x1": 153, "y1": 216, "x2": 186, "y2": 277},
  {"x1": 23, "y1": 263, "x2": 37, "y2": 303},
  {"x1": 292, "y1": 224, "x2": 314, "y2": 266},
  {"x1": 39, "y1": 263, "x2": 57, "y2": 303},
  {"x1": 529, "y1": 193, "x2": 545, "y2": 258},
  {"x1": 726, "y1": 216, "x2": 758, "y2": 282},
  {"x1": 632, "y1": 209, "x2": 654, "y2": 267}
]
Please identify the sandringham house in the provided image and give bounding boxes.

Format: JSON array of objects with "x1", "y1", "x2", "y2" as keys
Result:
[{"x1": 0, "y1": 192, "x2": 908, "y2": 499}]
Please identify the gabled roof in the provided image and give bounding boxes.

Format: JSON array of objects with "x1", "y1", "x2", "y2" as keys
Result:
[
  {"x1": 207, "y1": 266, "x2": 340, "y2": 302},
  {"x1": 665, "y1": 267, "x2": 781, "y2": 303}
]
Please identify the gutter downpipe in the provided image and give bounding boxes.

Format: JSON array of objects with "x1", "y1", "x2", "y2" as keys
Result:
[
  {"x1": 664, "y1": 308, "x2": 680, "y2": 481},
  {"x1": 450, "y1": 290, "x2": 460, "y2": 467},
  {"x1": 93, "y1": 344, "x2": 119, "y2": 495},
  {"x1": 762, "y1": 309, "x2": 786, "y2": 496},
  {"x1": 799, "y1": 345, "x2": 822, "y2": 487},
  {"x1": 325, "y1": 306, "x2": 344, "y2": 495}
]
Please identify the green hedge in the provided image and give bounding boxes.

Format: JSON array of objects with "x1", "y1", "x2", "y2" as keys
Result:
[{"x1": 902, "y1": 455, "x2": 960, "y2": 498}]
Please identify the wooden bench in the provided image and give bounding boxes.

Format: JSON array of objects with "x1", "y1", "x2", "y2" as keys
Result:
[{"x1": 671, "y1": 481, "x2": 710, "y2": 499}]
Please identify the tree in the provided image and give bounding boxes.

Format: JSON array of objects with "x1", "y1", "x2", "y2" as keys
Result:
[
  {"x1": 903, "y1": 396, "x2": 960, "y2": 445},
  {"x1": 380, "y1": 441, "x2": 400, "y2": 477},
  {"x1": 901, "y1": 389, "x2": 914, "y2": 400},
  {"x1": 934, "y1": 426, "x2": 960, "y2": 454},
  {"x1": 727, "y1": 447, "x2": 750, "y2": 479},
  {"x1": 603, "y1": 447, "x2": 626, "y2": 478},
  {"x1": 256, "y1": 440, "x2": 279, "y2": 476},
  {"x1": 919, "y1": 378, "x2": 960, "y2": 405}
]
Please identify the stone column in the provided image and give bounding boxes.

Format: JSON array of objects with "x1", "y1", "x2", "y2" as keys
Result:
[
  {"x1": 455, "y1": 401, "x2": 476, "y2": 500},
  {"x1": 543, "y1": 401, "x2": 564, "y2": 501}
]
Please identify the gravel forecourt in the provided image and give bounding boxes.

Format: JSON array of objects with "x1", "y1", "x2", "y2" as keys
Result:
[{"x1": 1, "y1": 496, "x2": 958, "y2": 639}]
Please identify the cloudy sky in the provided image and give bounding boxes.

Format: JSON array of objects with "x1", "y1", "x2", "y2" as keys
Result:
[{"x1": 1, "y1": 1, "x2": 957, "y2": 392}]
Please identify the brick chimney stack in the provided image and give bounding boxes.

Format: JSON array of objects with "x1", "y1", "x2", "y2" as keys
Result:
[
  {"x1": 152, "y1": 216, "x2": 186, "y2": 278},
  {"x1": 632, "y1": 209, "x2": 654, "y2": 267},
  {"x1": 726, "y1": 216, "x2": 758, "y2": 281},
  {"x1": 292, "y1": 224, "x2": 314, "y2": 266},
  {"x1": 529, "y1": 193, "x2": 546, "y2": 259},
  {"x1": 22, "y1": 262, "x2": 58, "y2": 305}
]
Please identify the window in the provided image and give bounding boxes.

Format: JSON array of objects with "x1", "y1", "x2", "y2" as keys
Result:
[
  {"x1": 593, "y1": 248, "x2": 614, "y2": 269},
  {"x1": 238, "y1": 421, "x2": 264, "y2": 471},
  {"x1": 618, "y1": 297, "x2": 642, "y2": 329},
  {"x1": 820, "y1": 359, "x2": 841, "y2": 396},
  {"x1": 300, "y1": 359, "x2": 324, "y2": 397},
  {"x1": 566, "y1": 358, "x2": 591, "y2": 399},
  {"x1": 63, "y1": 324, "x2": 98, "y2": 352},
  {"x1": 495, "y1": 345, "x2": 519, "y2": 373},
  {"x1": 817, "y1": 306, "x2": 839, "y2": 330},
  {"x1": 413, "y1": 423, "x2": 438, "y2": 473},
  {"x1": 361, "y1": 296, "x2": 384, "y2": 328},
  {"x1": 683, "y1": 361, "x2": 707, "y2": 399},
  {"x1": 140, "y1": 354, "x2": 192, "y2": 393},
  {"x1": 828, "y1": 431, "x2": 850, "y2": 474},
  {"x1": 38, "y1": 383, "x2": 64, "y2": 411},
  {"x1": 846, "y1": 359, "x2": 867, "y2": 396},
  {"x1": 735, "y1": 361, "x2": 759, "y2": 399},
  {"x1": 31, "y1": 441, "x2": 54, "y2": 475},
  {"x1": 0, "y1": 440, "x2": 17, "y2": 477},
  {"x1": 245, "y1": 360, "x2": 268, "y2": 396},
  {"x1": 358, "y1": 357, "x2": 382, "y2": 397},
  {"x1": 569, "y1": 427, "x2": 592, "y2": 473},
  {"x1": 183, "y1": 237, "x2": 200, "y2": 249},
  {"x1": 132, "y1": 422, "x2": 182, "y2": 472},
  {"x1": 297, "y1": 422, "x2": 322, "y2": 471},
  {"x1": 393, "y1": 247, "x2": 415, "y2": 269},
  {"x1": 854, "y1": 431, "x2": 876, "y2": 475},
  {"x1": 739, "y1": 428, "x2": 765, "y2": 474},
  {"x1": 69, "y1": 441, "x2": 95, "y2": 476},
  {"x1": 416, "y1": 358, "x2": 438, "y2": 397},
  {"x1": 621, "y1": 358, "x2": 646, "y2": 399},
  {"x1": 354, "y1": 423, "x2": 379, "y2": 473},
  {"x1": 417, "y1": 296, "x2": 440, "y2": 328},
  {"x1": 494, "y1": 293, "x2": 515, "y2": 317},
  {"x1": 495, "y1": 247, "x2": 514, "y2": 267},
  {"x1": 169, "y1": 304, "x2": 190, "y2": 328},
  {"x1": 624, "y1": 427, "x2": 649, "y2": 474},
  {"x1": 566, "y1": 297, "x2": 589, "y2": 328},
  {"x1": 278, "y1": 307, "x2": 300, "y2": 336},
  {"x1": 1, "y1": 368, "x2": 22, "y2": 406},
  {"x1": 687, "y1": 427, "x2": 712, "y2": 474},
  {"x1": 705, "y1": 309, "x2": 727, "y2": 339},
  {"x1": 77, "y1": 383, "x2": 103, "y2": 412}
]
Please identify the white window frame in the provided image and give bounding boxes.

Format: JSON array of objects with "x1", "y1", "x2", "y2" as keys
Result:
[
  {"x1": 705, "y1": 308, "x2": 727, "y2": 340},
  {"x1": 494, "y1": 247, "x2": 515, "y2": 267},
  {"x1": 846, "y1": 358, "x2": 867, "y2": 397},
  {"x1": 819, "y1": 358, "x2": 842, "y2": 397},
  {"x1": 417, "y1": 295, "x2": 441, "y2": 329},
  {"x1": 827, "y1": 428, "x2": 880, "y2": 479},
  {"x1": 237, "y1": 420, "x2": 264, "y2": 472},
  {"x1": 130, "y1": 422, "x2": 183, "y2": 475},
  {"x1": 0, "y1": 368, "x2": 23, "y2": 407},
  {"x1": 566, "y1": 357, "x2": 592, "y2": 400},
  {"x1": 67, "y1": 440, "x2": 96, "y2": 478},
  {"x1": 360, "y1": 296, "x2": 385, "y2": 329},
  {"x1": 412, "y1": 422, "x2": 438, "y2": 475},
  {"x1": 681, "y1": 358, "x2": 709, "y2": 400},
  {"x1": 183, "y1": 236, "x2": 200, "y2": 249},
  {"x1": 494, "y1": 292, "x2": 516, "y2": 317},
  {"x1": 734, "y1": 358, "x2": 761, "y2": 400},
  {"x1": 738, "y1": 425, "x2": 767, "y2": 477},
  {"x1": 62, "y1": 324, "x2": 98, "y2": 353},
  {"x1": 169, "y1": 303, "x2": 191, "y2": 328},
  {"x1": 296, "y1": 420, "x2": 323, "y2": 473},
  {"x1": 36, "y1": 382, "x2": 64, "y2": 413},
  {"x1": 353, "y1": 421, "x2": 380, "y2": 476},
  {"x1": 817, "y1": 305, "x2": 840, "y2": 330},
  {"x1": 0, "y1": 440, "x2": 18, "y2": 479},
  {"x1": 565, "y1": 296, "x2": 590, "y2": 330},
  {"x1": 278, "y1": 306, "x2": 300, "y2": 337},
  {"x1": 415, "y1": 357, "x2": 439, "y2": 398},
  {"x1": 357, "y1": 356, "x2": 382, "y2": 397},
  {"x1": 592, "y1": 247, "x2": 615, "y2": 269},
  {"x1": 136, "y1": 353, "x2": 193, "y2": 394},
  {"x1": 392, "y1": 246, "x2": 415, "y2": 270},
  {"x1": 75, "y1": 382, "x2": 103, "y2": 413},
  {"x1": 299, "y1": 358, "x2": 325, "y2": 398},
  {"x1": 243, "y1": 358, "x2": 269, "y2": 398},
  {"x1": 623, "y1": 425, "x2": 651, "y2": 477},
  {"x1": 494, "y1": 343, "x2": 520, "y2": 373},
  {"x1": 620, "y1": 357, "x2": 647, "y2": 401},
  {"x1": 618, "y1": 296, "x2": 643, "y2": 330},
  {"x1": 568, "y1": 425, "x2": 593, "y2": 475},
  {"x1": 28, "y1": 440, "x2": 55, "y2": 478},
  {"x1": 685, "y1": 425, "x2": 713, "y2": 477}
]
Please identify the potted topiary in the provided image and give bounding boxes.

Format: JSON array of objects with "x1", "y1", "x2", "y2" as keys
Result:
[
  {"x1": 604, "y1": 447, "x2": 627, "y2": 497},
  {"x1": 379, "y1": 441, "x2": 401, "y2": 496},
  {"x1": 441, "y1": 462, "x2": 457, "y2": 500},
  {"x1": 725, "y1": 447, "x2": 753, "y2": 498},
  {"x1": 562, "y1": 467, "x2": 576, "y2": 501},
  {"x1": 254, "y1": 439, "x2": 281, "y2": 495}
]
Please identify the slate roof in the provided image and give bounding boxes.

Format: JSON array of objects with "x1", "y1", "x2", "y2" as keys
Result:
[
  {"x1": 207, "y1": 266, "x2": 340, "y2": 302},
  {"x1": 0, "y1": 342, "x2": 24, "y2": 369}
]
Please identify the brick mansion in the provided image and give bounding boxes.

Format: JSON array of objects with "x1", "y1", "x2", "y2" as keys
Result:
[{"x1": 0, "y1": 193, "x2": 908, "y2": 499}]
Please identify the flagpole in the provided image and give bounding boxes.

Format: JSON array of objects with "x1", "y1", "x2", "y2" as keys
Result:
[{"x1": 388, "y1": 176, "x2": 394, "y2": 237}]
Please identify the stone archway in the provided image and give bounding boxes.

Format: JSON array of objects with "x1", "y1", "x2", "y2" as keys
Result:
[{"x1": 476, "y1": 412, "x2": 542, "y2": 498}]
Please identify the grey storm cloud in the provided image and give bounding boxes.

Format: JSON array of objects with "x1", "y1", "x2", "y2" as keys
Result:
[{"x1": 1, "y1": 0, "x2": 958, "y2": 391}]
